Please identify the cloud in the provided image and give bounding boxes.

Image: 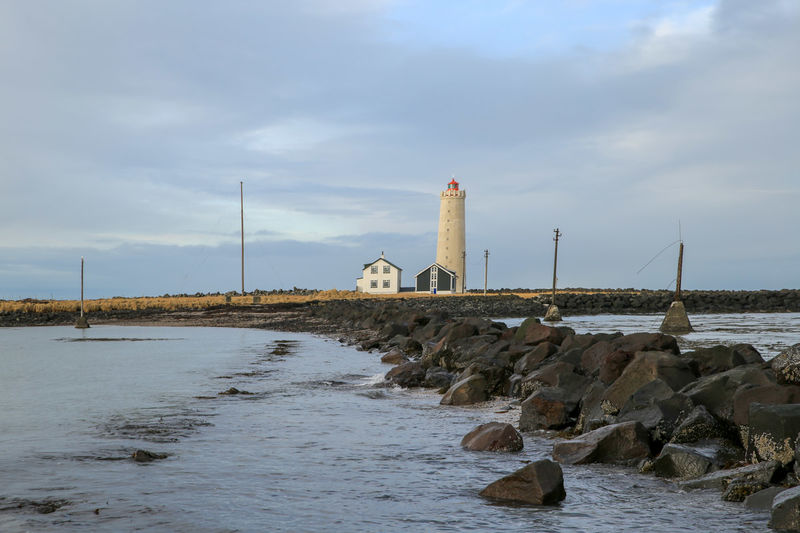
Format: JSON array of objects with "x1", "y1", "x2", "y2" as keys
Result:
[{"x1": 0, "y1": 0, "x2": 798, "y2": 297}]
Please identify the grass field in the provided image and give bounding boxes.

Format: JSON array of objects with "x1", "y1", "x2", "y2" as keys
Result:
[{"x1": 0, "y1": 288, "x2": 634, "y2": 314}]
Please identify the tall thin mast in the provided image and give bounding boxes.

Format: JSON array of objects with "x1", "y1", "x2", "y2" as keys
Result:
[
  {"x1": 483, "y1": 249, "x2": 489, "y2": 296},
  {"x1": 80, "y1": 256, "x2": 85, "y2": 317},
  {"x1": 240, "y1": 181, "x2": 245, "y2": 296},
  {"x1": 551, "y1": 228, "x2": 561, "y2": 306},
  {"x1": 674, "y1": 241, "x2": 684, "y2": 302}
]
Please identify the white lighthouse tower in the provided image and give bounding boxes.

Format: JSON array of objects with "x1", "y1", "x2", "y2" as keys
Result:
[{"x1": 436, "y1": 178, "x2": 466, "y2": 293}]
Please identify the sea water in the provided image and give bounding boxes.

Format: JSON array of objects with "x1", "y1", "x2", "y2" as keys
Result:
[{"x1": 2, "y1": 314, "x2": 794, "y2": 532}]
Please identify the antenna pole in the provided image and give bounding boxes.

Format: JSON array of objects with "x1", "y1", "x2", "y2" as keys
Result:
[
  {"x1": 80, "y1": 256, "x2": 85, "y2": 318},
  {"x1": 240, "y1": 181, "x2": 245, "y2": 296},
  {"x1": 675, "y1": 241, "x2": 684, "y2": 301},
  {"x1": 483, "y1": 249, "x2": 489, "y2": 296},
  {"x1": 551, "y1": 228, "x2": 561, "y2": 305},
  {"x1": 461, "y1": 250, "x2": 466, "y2": 293}
]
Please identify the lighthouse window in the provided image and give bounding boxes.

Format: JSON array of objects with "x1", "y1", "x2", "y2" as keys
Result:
[
  {"x1": 371, "y1": 266, "x2": 378, "y2": 274},
  {"x1": 370, "y1": 280, "x2": 378, "y2": 288},
  {"x1": 383, "y1": 265, "x2": 390, "y2": 274},
  {"x1": 382, "y1": 280, "x2": 390, "y2": 288}
]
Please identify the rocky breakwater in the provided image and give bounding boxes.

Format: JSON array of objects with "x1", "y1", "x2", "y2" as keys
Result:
[{"x1": 333, "y1": 304, "x2": 800, "y2": 528}]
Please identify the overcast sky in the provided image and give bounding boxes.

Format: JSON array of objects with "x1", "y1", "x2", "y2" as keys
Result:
[{"x1": 1, "y1": 0, "x2": 798, "y2": 299}]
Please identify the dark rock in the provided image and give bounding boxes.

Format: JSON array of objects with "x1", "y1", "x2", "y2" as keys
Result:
[
  {"x1": 440, "y1": 374, "x2": 488, "y2": 405},
  {"x1": 677, "y1": 460, "x2": 780, "y2": 490},
  {"x1": 457, "y1": 359, "x2": 511, "y2": 395},
  {"x1": 380, "y1": 347, "x2": 408, "y2": 365},
  {"x1": 513, "y1": 343, "x2": 558, "y2": 375},
  {"x1": 651, "y1": 439, "x2": 743, "y2": 479},
  {"x1": 520, "y1": 387, "x2": 577, "y2": 431},
  {"x1": 520, "y1": 361, "x2": 588, "y2": 399},
  {"x1": 598, "y1": 349, "x2": 635, "y2": 385},
  {"x1": 601, "y1": 351, "x2": 697, "y2": 414},
  {"x1": 684, "y1": 344, "x2": 764, "y2": 376},
  {"x1": 771, "y1": 486, "x2": 800, "y2": 531},
  {"x1": 747, "y1": 403, "x2": 800, "y2": 464},
  {"x1": 424, "y1": 367, "x2": 455, "y2": 389},
  {"x1": 680, "y1": 365, "x2": 774, "y2": 423},
  {"x1": 552, "y1": 421, "x2": 651, "y2": 465},
  {"x1": 479, "y1": 459, "x2": 566, "y2": 505},
  {"x1": 379, "y1": 321, "x2": 409, "y2": 341},
  {"x1": 574, "y1": 381, "x2": 611, "y2": 434},
  {"x1": 723, "y1": 478, "x2": 770, "y2": 502},
  {"x1": 745, "y1": 486, "x2": 787, "y2": 511},
  {"x1": 618, "y1": 380, "x2": 693, "y2": 444},
  {"x1": 219, "y1": 387, "x2": 252, "y2": 395},
  {"x1": 671, "y1": 405, "x2": 732, "y2": 444},
  {"x1": 514, "y1": 319, "x2": 565, "y2": 346},
  {"x1": 385, "y1": 361, "x2": 426, "y2": 388},
  {"x1": 771, "y1": 343, "x2": 800, "y2": 385},
  {"x1": 132, "y1": 449, "x2": 168, "y2": 462},
  {"x1": 733, "y1": 383, "x2": 800, "y2": 426},
  {"x1": 461, "y1": 422, "x2": 523, "y2": 452}
]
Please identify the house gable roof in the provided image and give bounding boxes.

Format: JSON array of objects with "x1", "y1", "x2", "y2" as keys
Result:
[
  {"x1": 362, "y1": 257, "x2": 402, "y2": 271},
  {"x1": 414, "y1": 262, "x2": 456, "y2": 278}
]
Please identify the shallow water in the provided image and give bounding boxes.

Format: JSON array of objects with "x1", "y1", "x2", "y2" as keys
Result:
[
  {"x1": 0, "y1": 319, "x2": 784, "y2": 532},
  {"x1": 500, "y1": 312, "x2": 800, "y2": 360}
]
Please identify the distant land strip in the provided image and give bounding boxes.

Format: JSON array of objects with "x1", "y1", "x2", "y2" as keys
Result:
[{"x1": 2, "y1": 289, "x2": 800, "y2": 328}]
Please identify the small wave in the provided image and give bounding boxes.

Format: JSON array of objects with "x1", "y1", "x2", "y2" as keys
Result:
[{"x1": 54, "y1": 337, "x2": 181, "y2": 342}]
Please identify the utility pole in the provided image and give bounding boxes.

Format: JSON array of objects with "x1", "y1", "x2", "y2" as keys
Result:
[
  {"x1": 461, "y1": 250, "x2": 466, "y2": 293},
  {"x1": 551, "y1": 228, "x2": 561, "y2": 306},
  {"x1": 674, "y1": 241, "x2": 684, "y2": 302},
  {"x1": 483, "y1": 249, "x2": 489, "y2": 296},
  {"x1": 75, "y1": 256, "x2": 89, "y2": 328},
  {"x1": 544, "y1": 228, "x2": 562, "y2": 322},
  {"x1": 240, "y1": 181, "x2": 245, "y2": 296}
]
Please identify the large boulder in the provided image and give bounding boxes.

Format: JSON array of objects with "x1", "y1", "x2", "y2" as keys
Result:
[
  {"x1": 520, "y1": 387, "x2": 578, "y2": 431},
  {"x1": 680, "y1": 365, "x2": 774, "y2": 423},
  {"x1": 601, "y1": 351, "x2": 697, "y2": 414},
  {"x1": 514, "y1": 319, "x2": 565, "y2": 346},
  {"x1": 617, "y1": 379, "x2": 693, "y2": 444},
  {"x1": 513, "y1": 342, "x2": 558, "y2": 375},
  {"x1": 670, "y1": 405, "x2": 733, "y2": 444},
  {"x1": 676, "y1": 460, "x2": 780, "y2": 491},
  {"x1": 380, "y1": 347, "x2": 408, "y2": 365},
  {"x1": 461, "y1": 422, "x2": 523, "y2": 452},
  {"x1": 684, "y1": 344, "x2": 764, "y2": 376},
  {"x1": 552, "y1": 421, "x2": 651, "y2": 465},
  {"x1": 771, "y1": 486, "x2": 800, "y2": 532},
  {"x1": 440, "y1": 375, "x2": 488, "y2": 406},
  {"x1": 520, "y1": 362, "x2": 589, "y2": 399},
  {"x1": 771, "y1": 343, "x2": 800, "y2": 385},
  {"x1": 746, "y1": 486, "x2": 788, "y2": 511},
  {"x1": 479, "y1": 459, "x2": 566, "y2": 505},
  {"x1": 747, "y1": 403, "x2": 800, "y2": 464},
  {"x1": 733, "y1": 383, "x2": 800, "y2": 426},
  {"x1": 424, "y1": 367, "x2": 455, "y2": 389},
  {"x1": 651, "y1": 439, "x2": 743, "y2": 479},
  {"x1": 385, "y1": 361, "x2": 425, "y2": 387},
  {"x1": 582, "y1": 333, "x2": 680, "y2": 377}
]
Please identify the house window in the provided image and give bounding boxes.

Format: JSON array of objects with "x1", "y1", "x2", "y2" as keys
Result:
[
  {"x1": 371, "y1": 266, "x2": 378, "y2": 274},
  {"x1": 382, "y1": 280, "x2": 390, "y2": 288},
  {"x1": 370, "y1": 280, "x2": 378, "y2": 288},
  {"x1": 383, "y1": 265, "x2": 390, "y2": 274}
]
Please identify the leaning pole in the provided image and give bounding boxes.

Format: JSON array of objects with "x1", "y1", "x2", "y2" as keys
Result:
[
  {"x1": 544, "y1": 228, "x2": 562, "y2": 322},
  {"x1": 659, "y1": 242, "x2": 692, "y2": 334},
  {"x1": 75, "y1": 256, "x2": 90, "y2": 329}
]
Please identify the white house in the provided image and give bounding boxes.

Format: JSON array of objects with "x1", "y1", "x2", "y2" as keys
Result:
[{"x1": 356, "y1": 253, "x2": 402, "y2": 294}]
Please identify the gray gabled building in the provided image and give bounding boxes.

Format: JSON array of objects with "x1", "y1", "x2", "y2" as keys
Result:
[{"x1": 414, "y1": 263, "x2": 457, "y2": 294}]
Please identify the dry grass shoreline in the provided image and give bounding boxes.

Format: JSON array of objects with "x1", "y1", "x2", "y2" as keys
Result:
[{"x1": 0, "y1": 289, "x2": 633, "y2": 315}]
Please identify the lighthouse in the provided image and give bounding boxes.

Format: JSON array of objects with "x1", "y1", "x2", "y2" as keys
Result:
[{"x1": 436, "y1": 178, "x2": 466, "y2": 293}]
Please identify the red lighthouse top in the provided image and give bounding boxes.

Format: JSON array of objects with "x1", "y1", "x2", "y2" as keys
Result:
[{"x1": 447, "y1": 178, "x2": 459, "y2": 191}]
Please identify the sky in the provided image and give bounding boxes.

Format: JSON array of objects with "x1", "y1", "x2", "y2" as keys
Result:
[{"x1": 1, "y1": 0, "x2": 798, "y2": 299}]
